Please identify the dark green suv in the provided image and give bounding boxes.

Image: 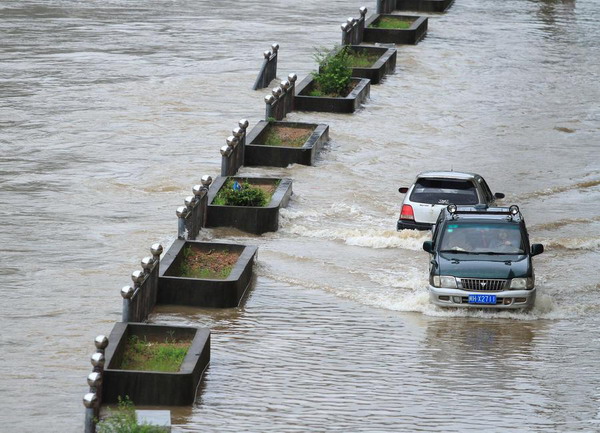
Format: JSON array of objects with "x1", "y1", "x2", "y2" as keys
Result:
[{"x1": 423, "y1": 204, "x2": 544, "y2": 310}]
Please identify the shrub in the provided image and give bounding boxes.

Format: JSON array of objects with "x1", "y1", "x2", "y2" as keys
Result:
[
  {"x1": 213, "y1": 179, "x2": 269, "y2": 207},
  {"x1": 312, "y1": 46, "x2": 352, "y2": 96},
  {"x1": 97, "y1": 397, "x2": 166, "y2": 433}
]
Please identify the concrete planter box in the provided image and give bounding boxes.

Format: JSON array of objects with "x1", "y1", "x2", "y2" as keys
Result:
[
  {"x1": 206, "y1": 176, "x2": 293, "y2": 234},
  {"x1": 103, "y1": 323, "x2": 210, "y2": 406},
  {"x1": 340, "y1": 45, "x2": 397, "y2": 85},
  {"x1": 294, "y1": 76, "x2": 371, "y2": 114},
  {"x1": 245, "y1": 121, "x2": 329, "y2": 167},
  {"x1": 158, "y1": 239, "x2": 257, "y2": 308},
  {"x1": 395, "y1": 0, "x2": 454, "y2": 13},
  {"x1": 363, "y1": 14, "x2": 428, "y2": 45}
]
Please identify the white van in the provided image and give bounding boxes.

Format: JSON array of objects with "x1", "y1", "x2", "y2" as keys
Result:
[{"x1": 397, "y1": 171, "x2": 505, "y2": 230}]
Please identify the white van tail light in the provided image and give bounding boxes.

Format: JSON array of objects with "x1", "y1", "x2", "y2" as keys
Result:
[{"x1": 400, "y1": 204, "x2": 414, "y2": 220}]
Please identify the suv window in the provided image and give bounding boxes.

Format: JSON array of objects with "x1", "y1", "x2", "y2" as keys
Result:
[
  {"x1": 477, "y1": 177, "x2": 494, "y2": 202},
  {"x1": 410, "y1": 179, "x2": 478, "y2": 205},
  {"x1": 439, "y1": 222, "x2": 524, "y2": 254}
]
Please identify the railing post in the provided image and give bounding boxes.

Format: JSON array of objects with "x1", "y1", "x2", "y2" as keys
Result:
[
  {"x1": 269, "y1": 43, "x2": 279, "y2": 85},
  {"x1": 128, "y1": 270, "x2": 144, "y2": 322},
  {"x1": 176, "y1": 206, "x2": 188, "y2": 239},
  {"x1": 236, "y1": 119, "x2": 249, "y2": 169},
  {"x1": 226, "y1": 135, "x2": 239, "y2": 176},
  {"x1": 120, "y1": 285, "x2": 134, "y2": 322},
  {"x1": 287, "y1": 73, "x2": 297, "y2": 115},
  {"x1": 279, "y1": 79, "x2": 291, "y2": 119},
  {"x1": 199, "y1": 175, "x2": 212, "y2": 230},
  {"x1": 342, "y1": 22, "x2": 351, "y2": 46},
  {"x1": 151, "y1": 243, "x2": 163, "y2": 264},
  {"x1": 265, "y1": 94, "x2": 275, "y2": 120},
  {"x1": 346, "y1": 17, "x2": 356, "y2": 46},
  {"x1": 83, "y1": 392, "x2": 98, "y2": 433},
  {"x1": 220, "y1": 143, "x2": 233, "y2": 176},
  {"x1": 357, "y1": 7, "x2": 367, "y2": 45},
  {"x1": 271, "y1": 86, "x2": 283, "y2": 120}
]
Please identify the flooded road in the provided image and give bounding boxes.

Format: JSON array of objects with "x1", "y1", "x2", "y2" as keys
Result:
[{"x1": 1, "y1": 0, "x2": 599, "y2": 431}]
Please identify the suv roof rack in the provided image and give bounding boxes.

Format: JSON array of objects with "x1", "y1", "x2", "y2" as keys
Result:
[{"x1": 446, "y1": 204, "x2": 522, "y2": 220}]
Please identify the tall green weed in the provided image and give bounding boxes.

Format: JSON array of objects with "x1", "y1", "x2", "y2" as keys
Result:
[{"x1": 312, "y1": 46, "x2": 352, "y2": 96}]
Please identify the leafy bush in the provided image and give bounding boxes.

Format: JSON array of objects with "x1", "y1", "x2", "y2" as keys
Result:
[
  {"x1": 213, "y1": 179, "x2": 269, "y2": 207},
  {"x1": 311, "y1": 46, "x2": 352, "y2": 96},
  {"x1": 97, "y1": 397, "x2": 166, "y2": 433}
]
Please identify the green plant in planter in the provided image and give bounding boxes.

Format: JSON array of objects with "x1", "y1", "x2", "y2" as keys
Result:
[
  {"x1": 311, "y1": 46, "x2": 352, "y2": 97},
  {"x1": 213, "y1": 179, "x2": 269, "y2": 207},
  {"x1": 178, "y1": 245, "x2": 235, "y2": 279},
  {"x1": 346, "y1": 50, "x2": 381, "y2": 68},
  {"x1": 119, "y1": 335, "x2": 189, "y2": 372},
  {"x1": 370, "y1": 16, "x2": 413, "y2": 29},
  {"x1": 97, "y1": 397, "x2": 166, "y2": 433}
]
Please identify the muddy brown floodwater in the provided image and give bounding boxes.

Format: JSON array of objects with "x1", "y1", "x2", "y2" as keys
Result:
[{"x1": 1, "y1": 0, "x2": 599, "y2": 431}]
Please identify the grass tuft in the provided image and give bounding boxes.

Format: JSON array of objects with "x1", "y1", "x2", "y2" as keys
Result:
[
  {"x1": 178, "y1": 246, "x2": 235, "y2": 279},
  {"x1": 119, "y1": 335, "x2": 189, "y2": 372},
  {"x1": 346, "y1": 51, "x2": 381, "y2": 68},
  {"x1": 370, "y1": 16, "x2": 414, "y2": 29},
  {"x1": 97, "y1": 397, "x2": 167, "y2": 433}
]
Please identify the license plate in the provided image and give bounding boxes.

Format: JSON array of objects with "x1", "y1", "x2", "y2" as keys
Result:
[{"x1": 468, "y1": 294, "x2": 497, "y2": 304}]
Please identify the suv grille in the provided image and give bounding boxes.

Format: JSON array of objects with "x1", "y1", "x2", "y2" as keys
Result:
[{"x1": 459, "y1": 278, "x2": 507, "y2": 291}]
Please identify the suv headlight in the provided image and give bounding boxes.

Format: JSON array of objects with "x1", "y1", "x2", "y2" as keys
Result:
[
  {"x1": 432, "y1": 276, "x2": 457, "y2": 288},
  {"x1": 510, "y1": 277, "x2": 535, "y2": 290}
]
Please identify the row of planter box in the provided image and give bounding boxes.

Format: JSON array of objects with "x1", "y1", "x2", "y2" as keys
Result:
[
  {"x1": 101, "y1": 239, "x2": 258, "y2": 406},
  {"x1": 94, "y1": 2, "x2": 449, "y2": 418}
]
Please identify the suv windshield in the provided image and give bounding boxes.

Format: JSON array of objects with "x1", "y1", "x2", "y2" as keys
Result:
[
  {"x1": 439, "y1": 222, "x2": 524, "y2": 254},
  {"x1": 410, "y1": 178, "x2": 478, "y2": 205}
]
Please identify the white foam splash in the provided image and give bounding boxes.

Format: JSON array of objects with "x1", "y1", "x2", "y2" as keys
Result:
[
  {"x1": 538, "y1": 237, "x2": 600, "y2": 251},
  {"x1": 367, "y1": 268, "x2": 427, "y2": 290},
  {"x1": 514, "y1": 179, "x2": 600, "y2": 200},
  {"x1": 280, "y1": 222, "x2": 430, "y2": 250},
  {"x1": 259, "y1": 261, "x2": 586, "y2": 321}
]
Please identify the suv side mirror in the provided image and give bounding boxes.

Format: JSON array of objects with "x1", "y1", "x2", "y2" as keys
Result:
[
  {"x1": 494, "y1": 192, "x2": 505, "y2": 199},
  {"x1": 531, "y1": 244, "x2": 544, "y2": 256},
  {"x1": 399, "y1": 187, "x2": 409, "y2": 194},
  {"x1": 423, "y1": 240, "x2": 434, "y2": 254}
]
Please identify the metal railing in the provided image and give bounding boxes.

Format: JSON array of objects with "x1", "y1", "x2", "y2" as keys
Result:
[
  {"x1": 264, "y1": 73, "x2": 297, "y2": 121},
  {"x1": 120, "y1": 244, "x2": 163, "y2": 323},
  {"x1": 341, "y1": 7, "x2": 368, "y2": 46},
  {"x1": 253, "y1": 43, "x2": 279, "y2": 90},
  {"x1": 83, "y1": 335, "x2": 108, "y2": 433},
  {"x1": 220, "y1": 119, "x2": 250, "y2": 177},
  {"x1": 176, "y1": 175, "x2": 213, "y2": 240}
]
